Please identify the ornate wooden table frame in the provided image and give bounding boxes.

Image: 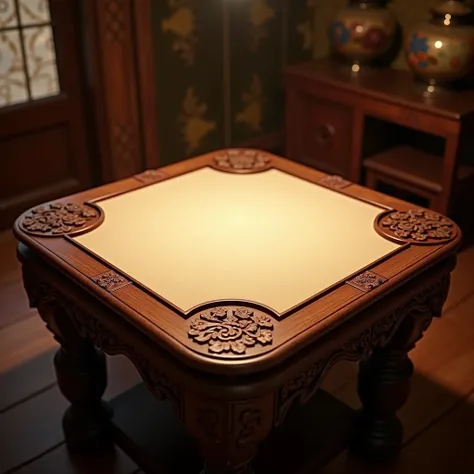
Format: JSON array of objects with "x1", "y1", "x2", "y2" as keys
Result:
[{"x1": 14, "y1": 149, "x2": 460, "y2": 474}]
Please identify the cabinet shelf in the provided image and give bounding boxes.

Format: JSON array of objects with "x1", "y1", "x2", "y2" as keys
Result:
[{"x1": 364, "y1": 146, "x2": 474, "y2": 196}]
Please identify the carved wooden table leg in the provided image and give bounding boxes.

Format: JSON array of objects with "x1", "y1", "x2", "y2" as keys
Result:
[
  {"x1": 185, "y1": 393, "x2": 274, "y2": 474},
  {"x1": 25, "y1": 269, "x2": 113, "y2": 453},
  {"x1": 54, "y1": 335, "x2": 112, "y2": 453},
  {"x1": 350, "y1": 343, "x2": 413, "y2": 462},
  {"x1": 350, "y1": 276, "x2": 450, "y2": 462}
]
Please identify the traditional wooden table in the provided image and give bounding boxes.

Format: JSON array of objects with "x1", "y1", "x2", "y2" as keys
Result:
[{"x1": 14, "y1": 149, "x2": 461, "y2": 474}]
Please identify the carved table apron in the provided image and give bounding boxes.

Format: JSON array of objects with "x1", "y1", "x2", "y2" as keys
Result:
[{"x1": 14, "y1": 149, "x2": 461, "y2": 474}]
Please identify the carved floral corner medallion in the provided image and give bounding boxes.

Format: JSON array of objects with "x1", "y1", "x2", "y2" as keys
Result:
[
  {"x1": 375, "y1": 209, "x2": 457, "y2": 245},
  {"x1": 19, "y1": 202, "x2": 102, "y2": 237},
  {"x1": 92, "y1": 270, "x2": 131, "y2": 292},
  {"x1": 347, "y1": 271, "x2": 388, "y2": 293},
  {"x1": 213, "y1": 149, "x2": 271, "y2": 173},
  {"x1": 317, "y1": 175, "x2": 351, "y2": 190},
  {"x1": 134, "y1": 169, "x2": 167, "y2": 185},
  {"x1": 188, "y1": 306, "x2": 274, "y2": 356}
]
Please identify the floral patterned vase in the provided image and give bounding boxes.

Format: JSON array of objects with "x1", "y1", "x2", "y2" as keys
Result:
[
  {"x1": 405, "y1": 0, "x2": 474, "y2": 88},
  {"x1": 328, "y1": 0, "x2": 398, "y2": 67}
]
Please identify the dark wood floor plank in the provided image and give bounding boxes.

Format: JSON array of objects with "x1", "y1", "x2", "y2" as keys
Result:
[
  {"x1": 0, "y1": 352, "x2": 140, "y2": 473},
  {"x1": 0, "y1": 314, "x2": 57, "y2": 377},
  {"x1": 0, "y1": 278, "x2": 36, "y2": 329},
  {"x1": 444, "y1": 244, "x2": 474, "y2": 311},
  {"x1": 0, "y1": 314, "x2": 58, "y2": 413},
  {"x1": 0, "y1": 230, "x2": 22, "y2": 286},
  {"x1": 14, "y1": 444, "x2": 138, "y2": 474},
  {"x1": 0, "y1": 385, "x2": 69, "y2": 473},
  {"x1": 0, "y1": 349, "x2": 56, "y2": 413}
]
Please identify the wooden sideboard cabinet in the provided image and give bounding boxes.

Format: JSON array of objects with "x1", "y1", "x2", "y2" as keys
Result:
[{"x1": 284, "y1": 58, "x2": 474, "y2": 215}]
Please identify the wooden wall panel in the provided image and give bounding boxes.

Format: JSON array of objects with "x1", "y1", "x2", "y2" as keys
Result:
[{"x1": 0, "y1": 126, "x2": 76, "y2": 201}]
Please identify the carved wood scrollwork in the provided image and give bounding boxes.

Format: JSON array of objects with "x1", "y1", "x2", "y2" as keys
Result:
[
  {"x1": 275, "y1": 274, "x2": 451, "y2": 426},
  {"x1": 375, "y1": 209, "x2": 458, "y2": 245},
  {"x1": 92, "y1": 270, "x2": 131, "y2": 292},
  {"x1": 188, "y1": 306, "x2": 274, "y2": 357},
  {"x1": 317, "y1": 175, "x2": 352, "y2": 190},
  {"x1": 22, "y1": 266, "x2": 182, "y2": 418},
  {"x1": 347, "y1": 271, "x2": 388, "y2": 292},
  {"x1": 212, "y1": 149, "x2": 272, "y2": 173},
  {"x1": 133, "y1": 169, "x2": 167, "y2": 185},
  {"x1": 18, "y1": 202, "x2": 103, "y2": 237},
  {"x1": 187, "y1": 394, "x2": 274, "y2": 473},
  {"x1": 191, "y1": 404, "x2": 265, "y2": 449}
]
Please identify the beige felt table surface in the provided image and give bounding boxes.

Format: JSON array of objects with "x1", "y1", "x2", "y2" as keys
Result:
[{"x1": 74, "y1": 168, "x2": 400, "y2": 314}]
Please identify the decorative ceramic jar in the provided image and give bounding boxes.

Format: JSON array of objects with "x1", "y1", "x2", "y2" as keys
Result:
[
  {"x1": 404, "y1": 0, "x2": 474, "y2": 88},
  {"x1": 328, "y1": 0, "x2": 397, "y2": 68}
]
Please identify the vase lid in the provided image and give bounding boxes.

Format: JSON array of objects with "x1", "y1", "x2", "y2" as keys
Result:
[
  {"x1": 430, "y1": 0, "x2": 473, "y2": 25},
  {"x1": 349, "y1": 0, "x2": 390, "y2": 6},
  {"x1": 432, "y1": 0, "x2": 472, "y2": 16}
]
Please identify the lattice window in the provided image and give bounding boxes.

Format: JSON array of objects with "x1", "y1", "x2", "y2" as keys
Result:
[{"x1": 0, "y1": 0, "x2": 60, "y2": 107}]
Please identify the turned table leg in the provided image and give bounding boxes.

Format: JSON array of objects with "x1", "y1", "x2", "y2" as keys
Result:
[
  {"x1": 39, "y1": 297, "x2": 112, "y2": 452},
  {"x1": 54, "y1": 340, "x2": 112, "y2": 452},
  {"x1": 350, "y1": 344, "x2": 413, "y2": 461},
  {"x1": 350, "y1": 310, "x2": 437, "y2": 462},
  {"x1": 349, "y1": 274, "x2": 451, "y2": 462}
]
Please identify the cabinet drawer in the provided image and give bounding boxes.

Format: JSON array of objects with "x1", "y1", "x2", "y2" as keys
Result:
[{"x1": 299, "y1": 96, "x2": 353, "y2": 177}]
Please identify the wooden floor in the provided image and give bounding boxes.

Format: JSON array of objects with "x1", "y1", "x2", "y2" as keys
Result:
[{"x1": 1, "y1": 229, "x2": 474, "y2": 474}]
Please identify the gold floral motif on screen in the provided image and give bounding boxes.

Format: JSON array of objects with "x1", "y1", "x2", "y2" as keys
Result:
[
  {"x1": 248, "y1": 0, "x2": 275, "y2": 52},
  {"x1": 161, "y1": 0, "x2": 198, "y2": 65},
  {"x1": 235, "y1": 74, "x2": 264, "y2": 132},
  {"x1": 297, "y1": 0, "x2": 315, "y2": 51},
  {"x1": 180, "y1": 87, "x2": 216, "y2": 154}
]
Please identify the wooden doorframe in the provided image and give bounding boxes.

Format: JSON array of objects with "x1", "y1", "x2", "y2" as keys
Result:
[{"x1": 80, "y1": 0, "x2": 159, "y2": 183}]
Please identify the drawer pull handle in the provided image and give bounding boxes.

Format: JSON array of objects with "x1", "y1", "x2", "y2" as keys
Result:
[{"x1": 315, "y1": 124, "x2": 335, "y2": 145}]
